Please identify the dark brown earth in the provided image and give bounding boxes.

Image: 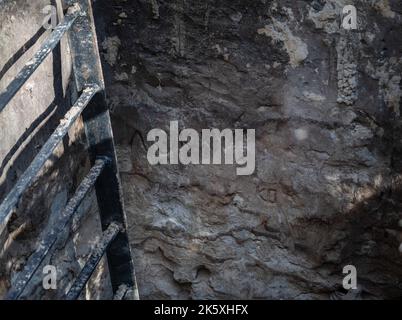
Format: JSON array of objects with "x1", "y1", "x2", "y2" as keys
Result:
[{"x1": 93, "y1": 0, "x2": 402, "y2": 299}]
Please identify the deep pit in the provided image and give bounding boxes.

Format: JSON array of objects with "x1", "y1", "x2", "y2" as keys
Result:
[{"x1": 1, "y1": 0, "x2": 402, "y2": 299}]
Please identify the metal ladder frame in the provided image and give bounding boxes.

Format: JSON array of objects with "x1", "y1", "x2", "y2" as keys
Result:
[{"x1": 0, "y1": 0, "x2": 138, "y2": 300}]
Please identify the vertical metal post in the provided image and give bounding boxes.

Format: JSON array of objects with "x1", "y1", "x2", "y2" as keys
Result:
[{"x1": 65, "y1": 0, "x2": 138, "y2": 299}]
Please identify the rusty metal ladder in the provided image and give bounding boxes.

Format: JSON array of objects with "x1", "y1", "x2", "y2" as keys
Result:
[{"x1": 0, "y1": 0, "x2": 138, "y2": 300}]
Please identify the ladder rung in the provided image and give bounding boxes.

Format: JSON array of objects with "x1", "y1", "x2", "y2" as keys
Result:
[
  {"x1": 0, "y1": 84, "x2": 100, "y2": 234},
  {"x1": 113, "y1": 284, "x2": 130, "y2": 300},
  {"x1": 65, "y1": 222, "x2": 121, "y2": 300},
  {"x1": 67, "y1": 0, "x2": 138, "y2": 295},
  {"x1": 5, "y1": 157, "x2": 108, "y2": 300},
  {"x1": 0, "y1": 5, "x2": 81, "y2": 113}
]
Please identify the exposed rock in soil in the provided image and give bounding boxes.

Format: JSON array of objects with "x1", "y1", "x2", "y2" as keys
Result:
[{"x1": 94, "y1": 0, "x2": 402, "y2": 299}]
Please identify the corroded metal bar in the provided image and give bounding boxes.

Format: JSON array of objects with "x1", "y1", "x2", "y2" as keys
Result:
[
  {"x1": 66, "y1": 0, "x2": 138, "y2": 298},
  {"x1": 65, "y1": 0, "x2": 104, "y2": 91},
  {"x1": 65, "y1": 222, "x2": 121, "y2": 300},
  {"x1": 0, "y1": 5, "x2": 81, "y2": 113},
  {"x1": 113, "y1": 284, "x2": 130, "y2": 300},
  {"x1": 5, "y1": 157, "x2": 108, "y2": 300},
  {"x1": 0, "y1": 84, "x2": 100, "y2": 234}
]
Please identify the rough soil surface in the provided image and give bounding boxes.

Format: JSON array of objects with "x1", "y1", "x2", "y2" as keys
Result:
[{"x1": 94, "y1": 0, "x2": 402, "y2": 299}]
